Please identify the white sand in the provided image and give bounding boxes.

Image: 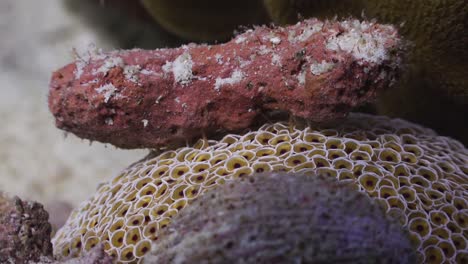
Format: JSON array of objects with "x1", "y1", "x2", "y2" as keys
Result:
[{"x1": 0, "y1": 0, "x2": 146, "y2": 206}]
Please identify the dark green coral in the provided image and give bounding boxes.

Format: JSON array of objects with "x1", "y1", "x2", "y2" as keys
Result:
[{"x1": 141, "y1": 0, "x2": 270, "y2": 41}]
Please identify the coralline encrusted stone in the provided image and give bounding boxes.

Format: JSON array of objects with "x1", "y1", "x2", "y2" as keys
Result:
[
  {"x1": 49, "y1": 18, "x2": 404, "y2": 149},
  {"x1": 0, "y1": 192, "x2": 53, "y2": 264},
  {"x1": 144, "y1": 173, "x2": 416, "y2": 263}
]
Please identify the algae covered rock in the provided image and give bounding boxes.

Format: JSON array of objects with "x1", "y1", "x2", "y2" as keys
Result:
[
  {"x1": 144, "y1": 172, "x2": 416, "y2": 263},
  {"x1": 0, "y1": 192, "x2": 53, "y2": 263},
  {"x1": 141, "y1": 0, "x2": 270, "y2": 41},
  {"x1": 53, "y1": 113, "x2": 467, "y2": 263},
  {"x1": 264, "y1": 0, "x2": 468, "y2": 144}
]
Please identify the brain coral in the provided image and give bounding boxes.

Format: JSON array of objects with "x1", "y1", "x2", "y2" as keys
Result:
[
  {"x1": 53, "y1": 113, "x2": 468, "y2": 263},
  {"x1": 144, "y1": 172, "x2": 416, "y2": 263}
]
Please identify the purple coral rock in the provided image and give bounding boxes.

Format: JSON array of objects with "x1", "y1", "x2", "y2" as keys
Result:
[{"x1": 0, "y1": 193, "x2": 53, "y2": 263}]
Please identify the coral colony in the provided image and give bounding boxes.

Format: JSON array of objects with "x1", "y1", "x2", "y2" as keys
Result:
[{"x1": 53, "y1": 114, "x2": 468, "y2": 263}]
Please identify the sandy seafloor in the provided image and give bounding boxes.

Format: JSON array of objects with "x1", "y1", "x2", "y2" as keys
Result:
[{"x1": 0, "y1": 0, "x2": 147, "y2": 208}]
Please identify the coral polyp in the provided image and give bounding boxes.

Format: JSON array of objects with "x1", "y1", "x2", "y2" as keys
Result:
[{"x1": 52, "y1": 113, "x2": 467, "y2": 263}]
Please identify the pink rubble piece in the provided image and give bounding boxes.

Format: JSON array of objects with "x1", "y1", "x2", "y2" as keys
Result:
[{"x1": 49, "y1": 18, "x2": 403, "y2": 149}]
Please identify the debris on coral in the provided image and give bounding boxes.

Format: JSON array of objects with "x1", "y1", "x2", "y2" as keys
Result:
[
  {"x1": 0, "y1": 192, "x2": 53, "y2": 263},
  {"x1": 49, "y1": 18, "x2": 404, "y2": 149},
  {"x1": 52, "y1": 113, "x2": 468, "y2": 263},
  {"x1": 145, "y1": 172, "x2": 416, "y2": 263}
]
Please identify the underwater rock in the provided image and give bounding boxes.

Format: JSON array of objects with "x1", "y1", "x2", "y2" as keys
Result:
[
  {"x1": 144, "y1": 172, "x2": 416, "y2": 263},
  {"x1": 49, "y1": 18, "x2": 403, "y2": 149},
  {"x1": 141, "y1": 0, "x2": 269, "y2": 42},
  {"x1": 0, "y1": 192, "x2": 53, "y2": 263},
  {"x1": 53, "y1": 113, "x2": 467, "y2": 263},
  {"x1": 263, "y1": 0, "x2": 468, "y2": 144}
]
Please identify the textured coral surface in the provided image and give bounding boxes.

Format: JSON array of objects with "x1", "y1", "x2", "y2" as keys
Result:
[
  {"x1": 53, "y1": 114, "x2": 468, "y2": 263},
  {"x1": 145, "y1": 172, "x2": 416, "y2": 263},
  {"x1": 0, "y1": 193, "x2": 53, "y2": 263},
  {"x1": 49, "y1": 18, "x2": 403, "y2": 149}
]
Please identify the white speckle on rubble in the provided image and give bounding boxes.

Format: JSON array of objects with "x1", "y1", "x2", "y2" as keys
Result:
[
  {"x1": 162, "y1": 61, "x2": 172, "y2": 74},
  {"x1": 214, "y1": 70, "x2": 244, "y2": 92},
  {"x1": 142, "y1": 119, "x2": 148, "y2": 127},
  {"x1": 270, "y1": 36, "x2": 281, "y2": 45},
  {"x1": 73, "y1": 44, "x2": 106, "y2": 79},
  {"x1": 95, "y1": 83, "x2": 118, "y2": 103},
  {"x1": 296, "y1": 22, "x2": 323, "y2": 42},
  {"x1": 174, "y1": 97, "x2": 180, "y2": 103},
  {"x1": 74, "y1": 61, "x2": 85, "y2": 79},
  {"x1": 297, "y1": 70, "x2": 306, "y2": 85},
  {"x1": 310, "y1": 60, "x2": 335, "y2": 75},
  {"x1": 326, "y1": 20, "x2": 394, "y2": 64},
  {"x1": 162, "y1": 51, "x2": 194, "y2": 85},
  {"x1": 215, "y1": 54, "x2": 223, "y2": 64},
  {"x1": 140, "y1": 69, "x2": 153, "y2": 75},
  {"x1": 237, "y1": 57, "x2": 251, "y2": 68},
  {"x1": 258, "y1": 45, "x2": 271, "y2": 55},
  {"x1": 235, "y1": 36, "x2": 247, "y2": 44},
  {"x1": 271, "y1": 54, "x2": 281, "y2": 66},
  {"x1": 105, "y1": 117, "x2": 113, "y2": 126},
  {"x1": 155, "y1": 95, "x2": 163, "y2": 104},
  {"x1": 124, "y1": 65, "x2": 141, "y2": 83},
  {"x1": 95, "y1": 57, "x2": 124, "y2": 76}
]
